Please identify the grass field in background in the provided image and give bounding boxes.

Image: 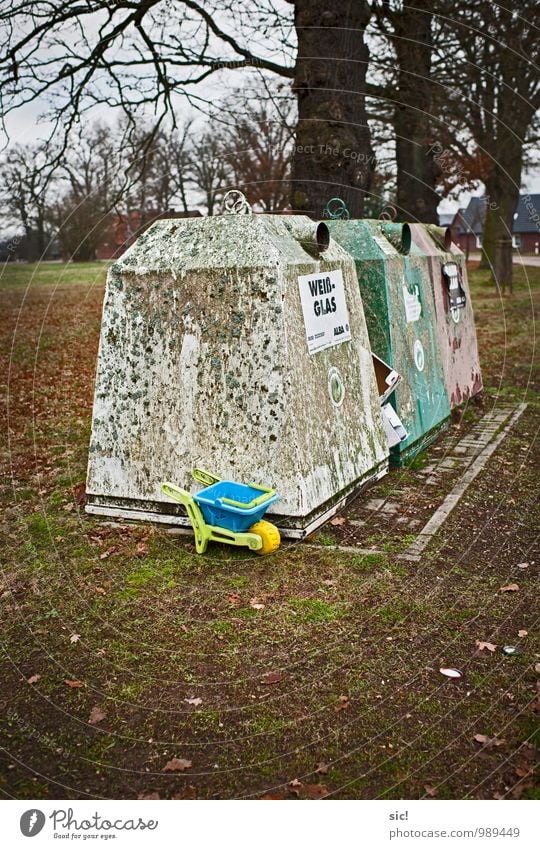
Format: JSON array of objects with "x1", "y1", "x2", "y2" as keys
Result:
[{"x1": 0, "y1": 261, "x2": 110, "y2": 288}]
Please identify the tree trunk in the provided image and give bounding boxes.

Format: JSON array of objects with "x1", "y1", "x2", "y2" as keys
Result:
[
  {"x1": 392, "y1": 3, "x2": 439, "y2": 223},
  {"x1": 480, "y1": 121, "x2": 526, "y2": 293},
  {"x1": 481, "y1": 188, "x2": 517, "y2": 294},
  {"x1": 290, "y1": 0, "x2": 374, "y2": 219}
]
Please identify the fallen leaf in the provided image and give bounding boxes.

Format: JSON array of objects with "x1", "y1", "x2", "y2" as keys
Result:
[
  {"x1": 424, "y1": 784, "x2": 438, "y2": 797},
  {"x1": 163, "y1": 757, "x2": 192, "y2": 772},
  {"x1": 95, "y1": 586, "x2": 106, "y2": 595},
  {"x1": 476, "y1": 641, "x2": 497, "y2": 653},
  {"x1": 171, "y1": 786, "x2": 197, "y2": 800},
  {"x1": 64, "y1": 679, "x2": 84, "y2": 688},
  {"x1": 288, "y1": 778, "x2": 303, "y2": 797},
  {"x1": 304, "y1": 783, "x2": 328, "y2": 799},
  {"x1": 184, "y1": 697, "x2": 203, "y2": 706},
  {"x1": 70, "y1": 633, "x2": 81, "y2": 644},
  {"x1": 250, "y1": 598, "x2": 265, "y2": 610},
  {"x1": 335, "y1": 694, "x2": 350, "y2": 712},
  {"x1": 315, "y1": 762, "x2": 329, "y2": 775},
  {"x1": 499, "y1": 583, "x2": 519, "y2": 593},
  {"x1": 99, "y1": 549, "x2": 114, "y2": 560},
  {"x1": 473, "y1": 733, "x2": 505, "y2": 748},
  {"x1": 138, "y1": 792, "x2": 160, "y2": 800},
  {"x1": 261, "y1": 794, "x2": 285, "y2": 800},
  {"x1": 88, "y1": 706, "x2": 106, "y2": 725},
  {"x1": 439, "y1": 667, "x2": 462, "y2": 679},
  {"x1": 330, "y1": 516, "x2": 346, "y2": 526},
  {"x1": 227, "y1": 593, "x2": 240, "y2": 606},
  {"x1": 27, "y1": 674, "x2": 41, "y2": 684},
  {"x1": 261, "y1": 671, "x2": 283, "y2": 685},
  {"x1": 135, "y1": 542, "x2": 149, "y2": 556},
  {"x1": 518, "y1": 629, "x2": 528, "y2": 638},
  {"x1": 515, "y1": 765, "x2": 533, "y2": 779},
  {"x1": 535, "y1": 662, "x2": 540, "y2": 674}
]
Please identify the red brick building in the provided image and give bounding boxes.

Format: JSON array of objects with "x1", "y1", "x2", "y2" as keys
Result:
[{"x1": 448, "y1": 194, "x2": 540, "y2": 255}]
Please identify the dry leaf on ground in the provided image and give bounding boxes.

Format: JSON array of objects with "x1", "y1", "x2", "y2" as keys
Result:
[
  {"x1": 476, "y1": 641, "x2": 497, "y2": 652},
  {"x1": 261, "y1": 671, "x2": 283, "y2": 685},
  {"x1": 88, "y1": 706, "x2": 106, "y2": 725},
  {"x1": 473, "y1": 733, "x2": 505, "y2": 748},
  {"x1": 304, "y1": 783, "x2": 329, "y2": 799},
  {"x1": 163, "y1": 757, "x2": 192, "y2": 772},
  {"x1": 499, "y1": 583, "x2": 519, "y2": 593}
]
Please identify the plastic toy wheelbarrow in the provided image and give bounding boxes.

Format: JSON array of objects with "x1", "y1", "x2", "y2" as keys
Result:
[{"x1": 161, "y1": 469, "x2": 281, "y2": 555}]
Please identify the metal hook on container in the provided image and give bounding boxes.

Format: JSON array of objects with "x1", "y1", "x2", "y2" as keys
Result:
[
  {"x1": 324, "y1": 197, "x2": 350, "y2": 220},
  {"x1": 222, "y1": 190, "x2": 253, "y2": 215}
]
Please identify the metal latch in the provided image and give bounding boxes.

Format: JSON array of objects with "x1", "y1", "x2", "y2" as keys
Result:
[{"x1": 442, "y1": 262, "x2": 466, "y2": 311}]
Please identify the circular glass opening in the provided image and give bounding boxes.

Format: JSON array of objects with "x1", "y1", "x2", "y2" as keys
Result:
[{"x1": 328, "y1": 367, "x2": 345, "y2": 407}]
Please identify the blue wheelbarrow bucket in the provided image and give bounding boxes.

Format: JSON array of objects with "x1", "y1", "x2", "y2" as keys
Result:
[{"x1": 193, "y1": 480, "x2": 279, "y2": 532}]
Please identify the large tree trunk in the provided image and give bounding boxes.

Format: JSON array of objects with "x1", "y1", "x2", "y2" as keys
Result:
[
  {"x1": 481, "y1": 183, "x2": 517, "y2": 293},
  {"x1": 290, "y1": 0, "x2": 374, "y2": 219},
  {"x1": 392, "y1": 2, "x2": 440, "y2": 223},
  {"x1": 480, "y1": 106, "x2": 529, "y2": 293}
]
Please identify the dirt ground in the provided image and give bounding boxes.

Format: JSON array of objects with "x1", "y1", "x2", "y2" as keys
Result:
[{"x1": 0, "y1": 261, "x2": 538, "y2": 800}]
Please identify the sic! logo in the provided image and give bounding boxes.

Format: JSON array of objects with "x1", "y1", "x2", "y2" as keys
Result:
[{"x1": 20, "y1": 809, "x2": 46, "y2": 837}]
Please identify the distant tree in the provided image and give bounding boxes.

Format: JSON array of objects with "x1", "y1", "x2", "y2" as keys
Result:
[
  {"x1": 370, "y1": 0, "x2": 443, "y2": 223},
  {"x1": 188, "y1": 132, "x2": 231, "y2": 216},
  {"x1": 0, "y1": 1, "x2": 381, "y2": 218},
  {"x1": 439, "y1": 1, "x2": 540, "y2": 291},
  {"x1": 149, "y1": 123, "x2": 193, "y2": 215},
  {"x1": 0, "y1": 143, "x2": 55, "y2": 260},
  {"x1": 222, "y1": 87, "x2": 294, "y2": 212},
  {"x1": 49, "y1": 123, "x2": 126, "y2": 260}
]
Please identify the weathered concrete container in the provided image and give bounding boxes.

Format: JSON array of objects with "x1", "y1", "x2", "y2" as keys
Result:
[
  {"x1": 409, "y1": 224, "x2": 482, "y2": 408},
  {"x1": 86, "y1": 212, "x2": 389, "y2": 536},
  {"x1": 325, "y1": 217, "x2": 450, "y2": 464}
]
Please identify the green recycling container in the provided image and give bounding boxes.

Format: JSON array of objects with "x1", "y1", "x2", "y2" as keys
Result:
[
  {"x1": 409, "y1": 224, "x2": 483, "y2": 408},
  {"x1": 324, "y1": 204, "x2": 450, "y2": 464}
]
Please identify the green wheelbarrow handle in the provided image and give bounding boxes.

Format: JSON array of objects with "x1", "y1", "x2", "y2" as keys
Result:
[{"x1": 192, "y1": 468, "x2": 221, "y2": 487}]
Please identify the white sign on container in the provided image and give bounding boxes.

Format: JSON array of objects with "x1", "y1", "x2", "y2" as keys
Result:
[
  {"x1": 403, "y1": 283, "x2": 422, "y2": 323},
  {"x1": 298, "y1": 268, "x2": 352, "y2": 354}
]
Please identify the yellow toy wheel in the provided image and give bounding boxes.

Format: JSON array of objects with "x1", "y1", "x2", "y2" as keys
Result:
[{"x1": 249, "y1": 520, "x2": 280, "y2": 555}]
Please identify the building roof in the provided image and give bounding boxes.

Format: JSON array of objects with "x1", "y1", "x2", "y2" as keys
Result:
[
  {"x1": 456, "y1": 197, "x2": 486, "y2": 235},
  {"x1": 456, "y1": 194, "x2": 540, "y2": 236},
  {"x1": 513, "y1": 194, "x2": 540, "y2": 234}
]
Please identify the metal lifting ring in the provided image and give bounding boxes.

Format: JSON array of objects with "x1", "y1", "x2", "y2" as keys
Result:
[
  {"x1": 324, "y1": 197, "x2": 350, "y2": 220},
  {"x1": 222, "y1": 190, "x2": 253, "y2": 215}
]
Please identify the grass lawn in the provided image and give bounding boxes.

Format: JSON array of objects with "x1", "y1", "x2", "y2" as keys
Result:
[
  {"x1": 0, "y1": 260, "x2": 538, "y2": 800},
  {"x1": 0, "y1": 261, "x2": 109, "y2": 289}
]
